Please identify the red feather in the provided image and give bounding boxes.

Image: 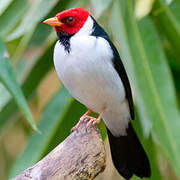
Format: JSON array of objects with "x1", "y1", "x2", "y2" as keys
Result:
[{"x1": 55, "y1": 8, "x2": 89, "y2": 35}]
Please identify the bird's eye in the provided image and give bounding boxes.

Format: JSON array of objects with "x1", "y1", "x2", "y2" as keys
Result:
[{"x1": 66, "y1": 17, "x2": 74, "y2": 24}]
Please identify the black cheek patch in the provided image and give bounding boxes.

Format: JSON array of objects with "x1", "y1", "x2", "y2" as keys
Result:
[{"x1": 57, "y1": 32, "x2": 73, "y2": 53}]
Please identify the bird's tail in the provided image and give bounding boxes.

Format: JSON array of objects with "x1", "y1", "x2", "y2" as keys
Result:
[{"x1": 107, "y1": 123, "x2": 151, "y2": 179}]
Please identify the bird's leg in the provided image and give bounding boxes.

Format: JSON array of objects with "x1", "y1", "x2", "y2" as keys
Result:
[
  {"x1": 86, "y1": 108, "x2": 106, "y2": 128},
  {"x1": 71, "y1": 109, "x2": 92, "y2": 132}
]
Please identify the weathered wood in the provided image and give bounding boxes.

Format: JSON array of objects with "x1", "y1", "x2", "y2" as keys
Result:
[{"x1": 12, "y1": 122, "x2": 106, "y2": 180}]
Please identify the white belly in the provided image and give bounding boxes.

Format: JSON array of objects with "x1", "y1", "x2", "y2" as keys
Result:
[{"x1": 54, "y1": 35, "x2": 130, "y2": 136}]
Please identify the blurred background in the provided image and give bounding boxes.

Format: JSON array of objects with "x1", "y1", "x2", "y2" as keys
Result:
[{"x1": 0, "y1": 0, "x2": 180, "y2": 179}]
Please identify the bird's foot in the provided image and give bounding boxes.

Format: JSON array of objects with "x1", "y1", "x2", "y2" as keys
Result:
[
  {"x1": 86, "y1": 108, "x2": 105, "y2": 129},
  {"x1": 86, "y1": 116, "x2": 100, "y2": 129},
  {"x1": 71, "y1": 109, "x2": 92, "y2": 132},
  {"x1": 71, "y1": 108, "x2": 106, "y2": 132}
]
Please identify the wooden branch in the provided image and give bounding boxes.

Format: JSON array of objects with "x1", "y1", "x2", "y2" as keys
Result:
[{"x1": 12, "y1": 122, "x2": 106, "y2": 180}]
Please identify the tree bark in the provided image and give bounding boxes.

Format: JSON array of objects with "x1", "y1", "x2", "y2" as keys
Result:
[{"x1": 11, "y1": 122, "x2": 106, "y2": 180}]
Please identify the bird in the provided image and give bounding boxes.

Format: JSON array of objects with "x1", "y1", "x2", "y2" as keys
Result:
[{"x1": 44, "y1": 7, "x2": 151, "y2": 179}]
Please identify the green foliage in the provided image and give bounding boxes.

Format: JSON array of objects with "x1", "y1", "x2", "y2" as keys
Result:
[
  {"x1": 111, "y1": 0, "x2": 180, "y2": 178},
  {"x1": 0, "y1": 39, "x2": 37, "y2": 131},
  {"x1": 0, "y1": 0, "x2": 29, "y2": 38},
  {"x1": 0, "y1": 0, "x2": 180, "y2": 179},
  {"x1": 153, "y1": 0, "x2": 180, "y2": 60}
]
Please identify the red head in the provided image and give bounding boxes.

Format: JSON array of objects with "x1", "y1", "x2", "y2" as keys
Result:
[{"x1": 44, "y1": 8, "x2": 89, "y2": 35}]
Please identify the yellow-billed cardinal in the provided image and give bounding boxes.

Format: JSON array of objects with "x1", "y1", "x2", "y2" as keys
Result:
[{"x1": 44, "y1": 8, "x2": 151, "y2": 179}]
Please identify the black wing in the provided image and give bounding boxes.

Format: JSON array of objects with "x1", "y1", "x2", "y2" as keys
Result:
[
  {"x1": 91, "y1": 16, "x2": 134, "y2": 120},
  {"x1": 109, "y1": 41, "x2": 134, "y2": 120}
]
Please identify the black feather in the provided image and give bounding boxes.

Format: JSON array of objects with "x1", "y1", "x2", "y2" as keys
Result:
[
  {"x1": 57, "y1": 32, "x2": 73, "y2": 53},
  {"x1": 107, "y1": 123, "x2": 151, "y2": 179}
]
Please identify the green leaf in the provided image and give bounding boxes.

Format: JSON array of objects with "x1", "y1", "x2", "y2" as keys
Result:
[
  {"x1": 0, "y1": 39, "x2": 55, "y2": 135},
  {"x1": 0, "y1": 31, "x2": 55, "y2": 116},
  {"x1": 0, "y1": 0, "x2": 14, "y2": 15},
  {"x1": 29, "y1": 24, "x2": 52, "y2": 47},
  {"x1": 90, "y1": 0, "x2": 112, "y2": 18},
  {"x1": 0, "y1": 0, "x2": 29, "y2": 38},
  {"x1": 0, "y1": 83, "x2": 11, "y2": 110},
  {"x1": 6, "y1": 0, "x2": 59, "y2": 41},
  {"x1": 111, "y1": 0, "x2": 180, "y2": 178},
  {"x1": 9, "y1": 87, "x2": 73, "y2": 178},
  {"x1": 0, "y1": 59, "x2": 28, "y2": 110},
  {"x1": 11, "y1": 26, "x2": 37, "y2": 63},
  {"x1": 0, "y1": 39, "x2": 37, "y2": 131},
  {"x1": 97, "y1": 120, "x2": 107, "y2": 141},
  {"x1": 152, "y1": 0, "x2": 180, "y2": 60}
]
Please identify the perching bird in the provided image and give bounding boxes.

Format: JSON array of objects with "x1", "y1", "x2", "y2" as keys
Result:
[{"x1": 44, "y1": 7, "x2": 151, "y2": 179}]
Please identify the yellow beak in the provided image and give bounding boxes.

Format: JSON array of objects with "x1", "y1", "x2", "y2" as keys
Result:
[{"x1": 43, "y1": 17, "x2": 63, "y2": 27}]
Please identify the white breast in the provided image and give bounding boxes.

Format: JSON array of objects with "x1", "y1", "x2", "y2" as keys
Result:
[{"x1": 54, "y1": 35, "x2": 124, "y2": 110}]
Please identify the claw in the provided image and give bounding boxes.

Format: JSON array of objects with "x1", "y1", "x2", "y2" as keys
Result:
[
  {"x1": 71, "y1": 108, "x2": 106, "y2": 132},
  {"x1": 86, "y1": 118, "x2": 98, "y2": 128},
  {"x1": 71, "y1": 109, "x2": 92, "y2": 132}
]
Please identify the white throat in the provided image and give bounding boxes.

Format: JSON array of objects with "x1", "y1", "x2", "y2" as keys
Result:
[{"x1": 73, "y1": 16, "x2": 94, "y2": 37}]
